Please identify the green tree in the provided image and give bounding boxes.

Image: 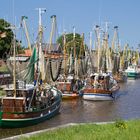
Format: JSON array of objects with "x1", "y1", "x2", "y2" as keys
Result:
[
  {"x1": 57, "y1": 33, "x2": 85, "y2": 57},
  {"x1": 0, "y1": 19, "x2": 14, "y2": 58}
]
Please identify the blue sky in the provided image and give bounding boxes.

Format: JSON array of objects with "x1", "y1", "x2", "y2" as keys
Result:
[{"x1": 0, "y1": 0, "x2": 140, "y2": 49}]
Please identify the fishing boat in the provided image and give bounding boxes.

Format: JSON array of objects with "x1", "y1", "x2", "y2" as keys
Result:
[
  {"x1": 55, "y1": 29, "x2": 84, "y2": 99},
  {"x1": 125, "y1": 64, "x2": 140, "y2": 79},
  {"x1": 0, "y1": 9, "x2": 62, "y2": 128},
  {"x1": 56, "y1": 75, "x2": 83, "y2": 99},
  {"x1": 0, "y1": 41, "x2": 62, "y2": 128},
  {"x1": 80, "y1": 25, "x2": 119, "y2": 101},
  {"x1": 123, "y1": 43, "x2": 140, "y2": 79},
  {"x1": 0, "y1": 81, "x2": 62, "y2": 128},
  {"x1": 80, "y1": 73, "x2": 120, "y2": 101}
]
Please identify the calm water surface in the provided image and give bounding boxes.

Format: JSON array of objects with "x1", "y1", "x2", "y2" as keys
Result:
[{"x1": 0, "y1": 79, "x2": 140, "y2": 139}]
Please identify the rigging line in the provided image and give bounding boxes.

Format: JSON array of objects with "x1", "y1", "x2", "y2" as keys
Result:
[{"x1": 49, "y1": 58, "x2": 62, "y2": 82}]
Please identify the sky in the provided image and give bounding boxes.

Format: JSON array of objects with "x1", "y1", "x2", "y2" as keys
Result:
[{"x1": 0, "y1": 0, "x2": 140, "y2": 49}]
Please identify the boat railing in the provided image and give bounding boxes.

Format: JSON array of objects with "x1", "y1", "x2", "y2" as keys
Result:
[{"x1": 0, "y1": 99, "x2": 56, "y2": 113}]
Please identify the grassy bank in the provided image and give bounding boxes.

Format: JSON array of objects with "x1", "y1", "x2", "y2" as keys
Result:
[{"x1": 21, "y1": 119, "x2": 140, "y2": 140}]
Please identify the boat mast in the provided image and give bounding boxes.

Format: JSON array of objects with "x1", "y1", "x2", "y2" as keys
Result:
[
  {"x1": 95, "y1": 25, "x2": 100, "y2": 73},
  {"x1": 104, "y1": 22, "x2": 109, "y2": 73},
  {"x1": 21, "y1": 16, "x2": 32, "y2": 52},
  {"x1": 38, "y1": 8, "x2": 46, "y2": 44},
  {"x1": 49, "y1": 15, "x2": 56, "y2": 53},
  {"x1": 13, "y1": 28, "x2": 16, "y2": 97},
  {"x1": 89, "y1": 31, "x2": 92, "y2": 53},
  {"x1": 79, "y1": 33, "x2": 85, "y2": 77},
  {"x1": 73, "y1": 26, "x2": 77, "y2": 77},
  {"x1": 6, "y1": 25, "x2": 17, "y2": 97},
  {"x1": 63, "y1": 32, "x2": 67, "y2": 78},
  {"x1": 112, "y1": 26, "x2": 120, "y2": 74},
  {"x1": 88, "y1": 31, "x2": 95, "y2": 74},
  {"x1": 36, "y1": 8, "x2": 46, "y2": 81},
  {"x1": 112, "y1": 26, "x2": 120, "y2": 53}
]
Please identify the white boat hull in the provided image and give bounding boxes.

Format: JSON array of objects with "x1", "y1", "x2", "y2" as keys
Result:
[
  {"x1": 83, "y1": 93, "x2": 114, "y2": 101},
  {"x1": 81, "y1": 72, "x2": 120, "y2": 101}
]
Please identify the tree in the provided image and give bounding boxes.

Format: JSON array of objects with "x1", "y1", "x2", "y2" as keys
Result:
[
  {"x1": 0, "y1": 19, "x2": 14, "y2": 58},
  {"x1": 57, "y1": 33, "x2": 85, "y2": 57}
]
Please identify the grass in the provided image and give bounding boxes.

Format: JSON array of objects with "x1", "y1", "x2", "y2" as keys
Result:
[{"x1": 20, "y1": 119, "x2": 140, "y2": 140}]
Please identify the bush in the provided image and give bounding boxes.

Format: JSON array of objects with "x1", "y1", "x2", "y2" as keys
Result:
[{"x1": 115, "y1": 119, "x2": 127, "y2": 129}]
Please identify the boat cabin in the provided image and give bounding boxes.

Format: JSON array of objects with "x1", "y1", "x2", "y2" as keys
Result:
[
  {"x1": 90, "y1": 73, "x2": 110, "y2": 90},
  {"x1": 1, "y1": 81, "x2": 35, "y2": 113}
]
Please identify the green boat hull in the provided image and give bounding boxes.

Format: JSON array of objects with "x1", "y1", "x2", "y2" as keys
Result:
[
  {"x1": 127, "y1": 72, "x2": 140, "y2": 79},
  {"x1": 0, "y1": 100, "x2": 61, "y2": 128}
]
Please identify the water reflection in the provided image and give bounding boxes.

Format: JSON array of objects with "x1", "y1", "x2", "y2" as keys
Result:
[{"x1": 0, "y1": 79, "x2": 140, "y2": 139}]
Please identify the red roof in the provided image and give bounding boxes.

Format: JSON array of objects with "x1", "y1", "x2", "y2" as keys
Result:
[{"x1": 18, "y1": 49, "x2": 32, "y2": 57}]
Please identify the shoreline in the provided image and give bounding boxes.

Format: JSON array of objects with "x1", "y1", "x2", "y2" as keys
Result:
[{"x1": 0, "y1": 120, "x2": 132, "y2": 140}]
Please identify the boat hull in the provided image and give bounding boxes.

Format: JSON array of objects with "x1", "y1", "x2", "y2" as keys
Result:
[
  {"x1": 126, "y1": 72, "x2": 140, "y2": 79},
  {"x1": 81, "y1": 86, "x2": 119, "y2": 101},
  {"x1": 57, "y1": 82, "x2": 82, "y2": 100},
  {"x1": 0, "y1": 100, "x2": 61, "y2": 128},
  {"x1": 83, "y1": 93, "x2": 114, "y2": 101},
  {"x1": 125, "y1": 65, "x2": 140, "y2": 79},
  {"x1": 62, "y1": 92, "x2": 79, "y2": 100}
]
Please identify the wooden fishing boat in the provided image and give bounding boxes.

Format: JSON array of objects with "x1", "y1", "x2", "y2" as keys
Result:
[
  {"x1": 0, "y1": 81, "x2": 62, "y2": 128},
  {"x1": 80, "y1": 73, "x2": 120, "y2": 101},
  {"x1": 0, "y1": 11, "x2": 62, "y2": 128},
  {"x1": 57, "y1": 82, "x2": 79, "y2": 99},
  {"x1": 0, "y1": 41, "x2": 62, "y2": 128},
  {"x1": 55, "y1": 29, "x2": 85, "y2": 100},
  {"x1": 56, "y1": 75, "x2": 83, "y2": 99},
  {"x1": 0, "y1": 46, "x2": 62, "y2": 128}
]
